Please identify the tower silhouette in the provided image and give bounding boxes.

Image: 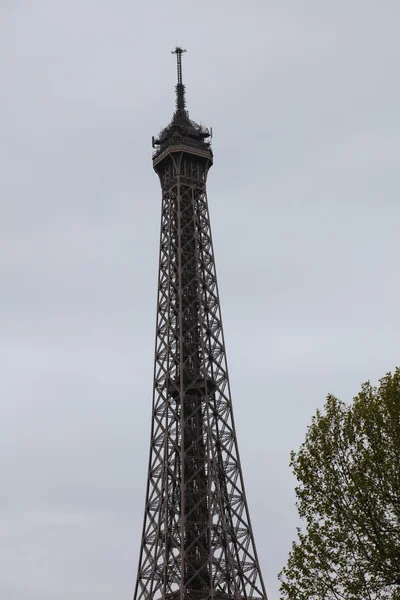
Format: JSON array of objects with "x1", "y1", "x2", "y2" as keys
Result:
[{"x1": 133, "y1": 48, "x2": 268, "y2": 600}]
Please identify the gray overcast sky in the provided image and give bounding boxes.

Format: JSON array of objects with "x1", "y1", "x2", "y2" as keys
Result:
[{"x1": 1, "y1": 1, "x2": 400, "y2": 599}]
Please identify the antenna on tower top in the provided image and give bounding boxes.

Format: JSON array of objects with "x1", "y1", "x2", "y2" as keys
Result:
[{"x1": 171, "y1": 46, "x2": 187, "y2": 110}]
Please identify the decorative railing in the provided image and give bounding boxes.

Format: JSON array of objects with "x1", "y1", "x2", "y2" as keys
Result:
[{"x1": 152, "y1": 137, "x2": 212, "y2": 162}]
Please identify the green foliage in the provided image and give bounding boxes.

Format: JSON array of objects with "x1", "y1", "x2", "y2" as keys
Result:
[{"x1": 279, "y1": 368, "x2": 400, "y2": 600}]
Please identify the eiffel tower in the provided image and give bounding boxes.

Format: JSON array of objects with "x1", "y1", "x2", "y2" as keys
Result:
[{"x1": 133, "y1": 48, "x2": 268, "y2": 600}]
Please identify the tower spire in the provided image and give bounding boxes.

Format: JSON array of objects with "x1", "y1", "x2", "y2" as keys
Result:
[{"x1": 171, "y1": 46, "x2": 187, "y2": 110}]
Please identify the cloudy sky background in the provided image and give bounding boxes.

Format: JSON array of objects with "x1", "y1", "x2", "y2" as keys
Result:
[{"x1": 2, "y1": 2, "x2": 400, "y2": 599}]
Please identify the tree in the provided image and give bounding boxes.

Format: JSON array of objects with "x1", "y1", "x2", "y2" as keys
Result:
[{"x1": 279, "y1": 368, "x2": 400, "y2": 600}]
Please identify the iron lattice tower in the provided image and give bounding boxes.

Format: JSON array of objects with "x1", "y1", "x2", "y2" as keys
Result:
[{"x1": 133, "y1": 48, "x2": 268, "y2": 600}]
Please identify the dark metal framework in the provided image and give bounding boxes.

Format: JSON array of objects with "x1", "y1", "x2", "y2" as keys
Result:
[{"x1": 134, "y1": 48, "x2": 268, "y2": 600}]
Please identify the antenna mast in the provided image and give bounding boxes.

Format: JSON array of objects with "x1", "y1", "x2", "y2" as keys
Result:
[{"x1": 171, "y1": 46, "x2": 187, "y2": 110}]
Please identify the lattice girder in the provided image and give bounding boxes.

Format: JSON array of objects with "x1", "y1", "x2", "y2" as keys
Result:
[{"x1": 133, "y1": 148, "x2": 267, "y2": 600}]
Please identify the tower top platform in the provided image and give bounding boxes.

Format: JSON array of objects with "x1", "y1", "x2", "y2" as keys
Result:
[{"x1": 152, "y1": 47, "x2": 213, "y2": 167}]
